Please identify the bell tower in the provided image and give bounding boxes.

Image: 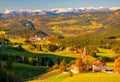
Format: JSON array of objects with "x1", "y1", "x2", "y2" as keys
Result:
[{"x1": 82, "y1": 47, "x2": 87, "y2": 62}]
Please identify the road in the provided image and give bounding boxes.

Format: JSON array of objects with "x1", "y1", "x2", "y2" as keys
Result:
[{"x1": 36, "y1": 71, "x2": 61, "y2": 80}]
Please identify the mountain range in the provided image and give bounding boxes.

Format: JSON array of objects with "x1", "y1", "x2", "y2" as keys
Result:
[{"x1": 0, "y1": 7, "x2": 120, "y2": 18}]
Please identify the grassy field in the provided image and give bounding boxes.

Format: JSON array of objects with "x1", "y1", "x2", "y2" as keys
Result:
[
  {"x1": 28, "y1": 72, "x2": 120, "y2": 82},
  {"x1": 62, "y1": 73, "x2": 120, "y2": 82},
  {"x1": 9, "y1": 38, "x2": 26, "y2": 44},
  {"x1": 0, "y1": 46, "x2": 75, "y2": 63},
  {"x1": 50, "y1": 21, "x2": 102, "y2": 37},
  {"x1": 22, "y1": 43, "x2": 80, "y2": 58},
  {"x1": 54, "y1": 50, "x2": 82, "y2": 58},
  {"x1": 46, "y1": 73, "x2": 68, "y2": 82},
  {"x1": 0, "y1": 31, "x2": 6, "y2": 34},
  {"x1": 106, "y1": 62, "x2": 114, "y2": 67},
  {"x1": 97, "y1": 48, "x2": 118, "y2": 58},
  {"x1": 1, "y1": 61, "x2": 49, "y2": 81},
  {"x1": 29, "y1": 73, "x2": 68, "y2": 82}
]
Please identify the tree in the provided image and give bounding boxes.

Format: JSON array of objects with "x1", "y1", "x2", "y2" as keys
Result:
[
  {"x1": 47, "y1": 58, "x2": 54, "y2": 67},
  {"x1": 59, "y1": 59, "x2": 66, "y2": 72},
  {"x1": 114, "y1": 57, "x2": 120, "y2": 73},
  {"x1": 0, "y1": 60, "x2": 2, "y2": 68},
  {"x1": 47, "y1": 44, "x2": 58, "y2": 52},
  {"x1": 39, "y1": 57, "x2": 45, "y2": 66},
  {"x1": 52, "y1": 63, "x2": 59, "y2": 70},
  {"x1": 0, "y1": 60, "x2": 20, "y2": 82},
  {"x1": 17, "y1": 44, "x2": 24, "y2": 51},
  {"x1": 6, "y1": 58, "x2": 13, "y2": 70},
  {"x1": 28, "y1": 57, "x2": 33, "y2": 64},
  {"x1": 68, "y1": 71, "x2": 73, "y2": 77},
  {"x1": 76, "y1": 58, "x2": 88, "y2": 73}
]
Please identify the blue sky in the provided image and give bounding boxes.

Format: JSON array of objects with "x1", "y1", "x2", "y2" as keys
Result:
[{"x1": 0, "y1": 0, "x2": 120, "y2": 12}]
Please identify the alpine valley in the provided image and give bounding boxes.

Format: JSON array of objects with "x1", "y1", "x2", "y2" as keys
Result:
[{"x1": 0, "y1": 7, "x2": 120, "y2": 82}]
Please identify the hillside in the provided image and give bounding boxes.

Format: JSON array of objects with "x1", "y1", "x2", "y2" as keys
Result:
[
  {"x1": 0, "y1": 12, "x2": 110, "y2": 37},
  {"x1": 102, "y1": 9, "x2": 120, "y2": 37},
  {"x1": 1, "y1": 61, "x2": 49, "y2": 80},
  {"x1": 0, "y1": 9, "x2": 120, "y2": 38}
]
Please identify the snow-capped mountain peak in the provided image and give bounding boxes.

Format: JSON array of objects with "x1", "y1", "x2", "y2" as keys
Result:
[
  {"x1": 3, "y1": 9, "x2": 13, "y2": 14},
  {"x1": 1, "y1": 7, "x2": 120, "y2": 18}
]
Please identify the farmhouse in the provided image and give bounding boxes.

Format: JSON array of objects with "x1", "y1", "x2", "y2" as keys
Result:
[
  {"x1": 92, "y1": 61, "x2": 106, "y2": 72},
  {"x1": 71, "y1": 64, "x2": 79, "y2": 74},
  {"x1": 66, "y1": 47, "x2": 74, "y2": 51},
  {"x1": 29, "y1": 35, "x2": 46, "y2": 42}
]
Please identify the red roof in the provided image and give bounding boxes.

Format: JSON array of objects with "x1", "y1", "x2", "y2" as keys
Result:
[{"x1": 93, "y1": 61, "x2": 102, "y2": 66}]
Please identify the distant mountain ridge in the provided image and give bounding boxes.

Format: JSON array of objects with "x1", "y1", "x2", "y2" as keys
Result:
[{"x1": 0, "y1": 7, "x2": 120, "y2": 18}]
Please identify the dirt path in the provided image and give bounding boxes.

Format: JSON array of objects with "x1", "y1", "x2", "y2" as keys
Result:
[{"x1": 36, "y1": 71, "x2": 61, "y2": 80}]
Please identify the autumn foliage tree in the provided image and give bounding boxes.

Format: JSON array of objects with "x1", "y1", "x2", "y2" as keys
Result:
[
  {"x1": 76, "y1": 58, "x2": 88, "y2": 73},
  {"x1": 114, "y1": 57, "x2": 120, "y2": 73},
  {"x1": 59, "y1": 59, "x2": 66, "y2": 72}
]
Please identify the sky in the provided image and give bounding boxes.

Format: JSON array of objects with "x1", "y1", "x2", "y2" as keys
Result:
[{"x1": 0, "y1": 0, "x2": 120, "y2": 12}]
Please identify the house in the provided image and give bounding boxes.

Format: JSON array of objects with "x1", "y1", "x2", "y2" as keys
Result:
[
  {"x1": 76, "y1": 48, "x2": 83, "y2": 53},
  {"x1": 92, "y1": 61, "x2": 106, "y2": 72},
  {"x1": 71, "y1": 64, "x2": 79, "y2": 74},
  {"x1": 66, "y1": 47, "x2": 74, "y2": 51},
  {"x1": 29, "y1": 35, "x2": 46, "y2": 42}
]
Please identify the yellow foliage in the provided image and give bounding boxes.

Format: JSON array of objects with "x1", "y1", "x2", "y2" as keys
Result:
[
  {"x1": 28, "y1": 57, "x2": 33, "y2": 63},
  {"x1": 48, "y1": 20, "x2": 77, "y2": 25},
  {"x1": 114, "y1": 57, "x2": 120, "y2": 73}
]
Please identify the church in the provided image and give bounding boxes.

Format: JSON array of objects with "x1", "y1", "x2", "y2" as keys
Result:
[{"x1": 71, "y1": 47, "x2": 88, "y2": 74}]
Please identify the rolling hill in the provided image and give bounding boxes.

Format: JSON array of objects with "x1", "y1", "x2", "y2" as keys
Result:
[{"x1": 0, "y1": 9, "x2": 120, "y2": 38}]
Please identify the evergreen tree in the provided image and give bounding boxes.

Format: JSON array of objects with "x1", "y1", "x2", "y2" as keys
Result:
[
  {"x1": 6, "y1": 58, "x2": 13, "y2": 70},
  {"x1": 47, "y1": 58, "x2": 54, "y2": 67}
]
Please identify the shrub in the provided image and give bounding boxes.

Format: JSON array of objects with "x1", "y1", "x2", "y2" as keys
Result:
[{"x1": 68, "y1": 71, "x2": 73, "y2": 77}]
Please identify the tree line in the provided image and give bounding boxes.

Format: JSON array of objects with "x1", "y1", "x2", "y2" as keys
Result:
[{"x1": 0, "y1": 59, "x2": 21, "y2": 82}]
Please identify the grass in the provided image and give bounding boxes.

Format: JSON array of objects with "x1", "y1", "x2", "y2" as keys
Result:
[
  {"x1": 28, "y1": 73, "x2": 68, "y2": 82},
  {"x1": 0, "y1": 46, "x2": 75, "y2": 63},
  {"x1": 48, "y1": 20, "x2": 77, "y2": 25},
  {"x1": 12, "y1": 40, "x2": 78, "y2": 58},
  {"x1": 53, "y1": 50, "x2": 81, "y2": 58},
  {"x1": 0, "y1": 31, "x2": 6, "y2": 34},
  {"x1": 9, "y1": 38, "x2": 25, "y2": 44},
  {"x1": 62, "y1": 73, "x2": 120, "y2": 82},
  {"x1": 82, "y1": 21, "x2": 102, "y2": 30},
  {"x1": 1, "y1": 61, "x2": 49, "y2": 81},
  {"x1": 106, "y1": 62, "x2": 114, "y2": 67},
  {"x1": 97, "y1": 48, "x2": 118, "y2": 58},
  {"x1": 28, "y1": 80, "x2": 54, "y2": 82},
  {"x1": 29, "y1": 73, "x2": 120, "y2": 82},
  {"x1": 51, "y1": 21, "x2": 102, "y2": 37},
  {"x1": 46, "y1": 73, "x2": 68, "y2": 82}
]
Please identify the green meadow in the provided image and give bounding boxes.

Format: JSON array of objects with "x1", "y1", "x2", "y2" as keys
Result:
[{"x1": 1, "y1": 61, "x2": 49, "y2": 81}]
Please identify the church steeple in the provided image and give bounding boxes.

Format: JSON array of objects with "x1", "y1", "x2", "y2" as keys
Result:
[{"x1": 82, "y1": 47, "x2": 87, "y2": 62}]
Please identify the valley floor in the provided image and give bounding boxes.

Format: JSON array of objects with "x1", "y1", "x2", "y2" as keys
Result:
[{"x1": 29, "y1": 72, "x2": 120, "y2": 82}]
